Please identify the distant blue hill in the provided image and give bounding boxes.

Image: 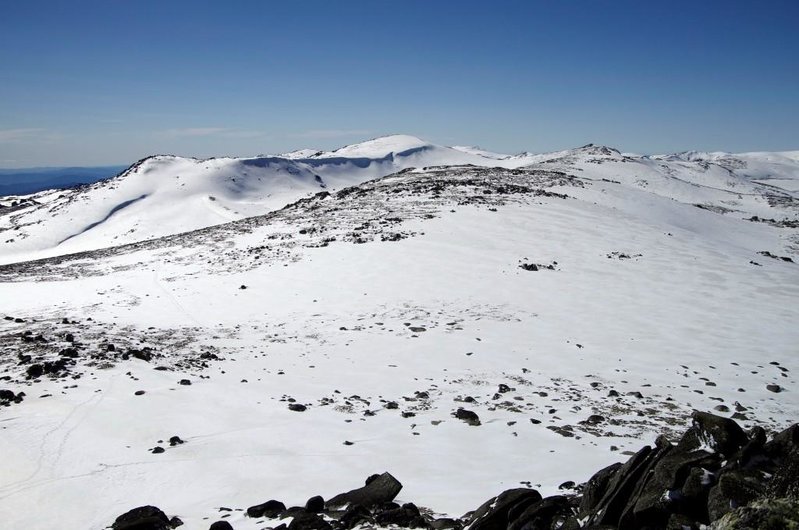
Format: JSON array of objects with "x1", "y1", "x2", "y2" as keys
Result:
[{"x1": 0, "y1": 165, "x2": 128, "y2": 197}]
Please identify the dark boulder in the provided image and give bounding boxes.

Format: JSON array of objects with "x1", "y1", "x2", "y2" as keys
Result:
[
  {"x1": 327, "y1": 472, "x2": 403, "y2": 509},
  {"x1": 59, "y1": 347, "x2": 79, "y2": 358},
  {"x1": 247, "y1": 499, "x2": 286, "y2": 518},
  {"x1": 453, "y1": 408, "x2": 481, "y2": 426},
  {"x1": 585, "y1": 441, "x2": 671, "y2": 528},
  {"x1": 507, "y1": 495, "x2": 574, "y2": 530},
  {"x1": 288, "y1": 511, "x2": 332, "y2": 530},
  {"x1": 112, "y1": 505, "x2": 171, "y2": 530},
  {"x1": 768, "y1": 448, "x2": 799, "y2": 499},
  {"x1": 678, "y1": 411, "x2": 748, "y2": 458},
  {"x1": 0, "y1": 389, "x2": 22, "y2": 405},
  {"x1": 579, "y1": 462, "x2": 622, "y2": 517},
  {"x1": 130, "y1": 349, "x2": 154, "y2": 362},
  {"x1": 468, "y1": 488, "x2": 543, "y2": 530},
  {"x1": 208, "y1": 522, "x2": 234, "y2": 530},
  {"x1": 430, "y1": 518, "x2": 462, "y2": 529},
  {"x1": 375, "y1": 502, "x2": 428, "y2": 528},
  {"x1": 706, "y1": 469, "x2": 765, "y2": 522},
  {"x1": 626, "y1": 442, "x2": 719, "y2": 527},
  {"x1": 338, "y1": 504, "x2": 373, "y2": 529},
  {"x1": 305, "y1": 495, "x2": 325, "y2": 513},
  {"x1": 763, "y1": 423, "x2": 799, "y2": 460},
  {"x1": 26, "y1": 364, "x2": 44, "y2": 379}
]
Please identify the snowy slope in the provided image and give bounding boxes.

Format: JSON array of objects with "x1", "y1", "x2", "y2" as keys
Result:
[
  {"x1": 0, "y1": 158, "x2": 797, "y2": 530},
  {"x1": 0, "y1": 155, "x2": 333, "y2": 262},
  {"x1": 313, "y1": 134, "x2": 431, "y2": 158},
  {"x1": 0, "y1": 135, "x2": 536, "y2": 263}
]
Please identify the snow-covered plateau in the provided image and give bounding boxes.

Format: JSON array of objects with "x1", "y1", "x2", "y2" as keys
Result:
[{"x1": 0, "y1": 135, "x2": 797, "y2": 530}]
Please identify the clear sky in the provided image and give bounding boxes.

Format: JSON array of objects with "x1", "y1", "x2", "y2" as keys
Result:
[{"x1": 1, "y1": 0, "x2": 797, "y2": 167}]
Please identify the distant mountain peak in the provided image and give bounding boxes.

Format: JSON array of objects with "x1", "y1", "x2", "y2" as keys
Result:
[
  {"x1": 576, "y1": 144, "x2": 622, "y2": 156},
  {"x1": 322, "y1": 134, "x2": 432, "y2": 158}
]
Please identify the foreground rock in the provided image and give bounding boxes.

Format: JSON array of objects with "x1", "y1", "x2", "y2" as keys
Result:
[
  {"x1": 326, "y1": 472, "x2": 403, "y2": 509},
  {"x1": 110, "y1": 413, "x2": 799, "y2": 530},
  {"x1": 112, "y1": 505, "x2": 176, "y2": 530}
]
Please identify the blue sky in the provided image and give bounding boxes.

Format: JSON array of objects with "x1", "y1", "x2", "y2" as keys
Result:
[{"x1": 1, "y1": 0, "x2": 797, "y2": 167}]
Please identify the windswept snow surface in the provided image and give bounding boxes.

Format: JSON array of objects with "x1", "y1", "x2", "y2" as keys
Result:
[{"x1": 0, "y1": 141, "x2": 798, "y2": 530}]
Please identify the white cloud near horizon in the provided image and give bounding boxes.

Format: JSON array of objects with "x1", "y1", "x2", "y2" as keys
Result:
[
  {"x1": 0, "y1": 128, "x2": 47, "y2": 142},
  {"x1": 288, "y1": 129, "x2": 372, "y2": 139},
  {"x1": 160, "y1": 127, "x2": 230, "y2": 137},
  {"x1": 159, "y1": 127, "x2": 267, "y2": 139}
]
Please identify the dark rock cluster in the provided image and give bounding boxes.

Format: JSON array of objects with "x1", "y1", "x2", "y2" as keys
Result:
[
  {"x1": 1, "y1": 315, "x2": 225, "y2": 400},
  {"x1": 110, "y1": 413, "x2": 799, "y2": 530}
]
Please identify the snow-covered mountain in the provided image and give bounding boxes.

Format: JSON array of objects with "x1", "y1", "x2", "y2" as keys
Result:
[
  {"x1": 0, "y1": 135, "x2": 545, "y2": 263},
  {"x1": 0, "y1": 137, "x2": 797, "y2": 530}
]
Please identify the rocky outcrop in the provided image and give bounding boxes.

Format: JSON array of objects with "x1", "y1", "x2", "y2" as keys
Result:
[
  {"x1": 109, "y1": 413, "x2": 799, "y2": 530},
  {"x1": 326, "y1": 472, "x2": 403, "y2": 509}
]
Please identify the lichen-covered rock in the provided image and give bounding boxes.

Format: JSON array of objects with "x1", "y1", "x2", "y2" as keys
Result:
[
  {"x1": 707, "y1": 470, "x2": 766, "y2": 522},
  {"x1": 711, "y1": 497, "x2": 799, "y2": 529}
]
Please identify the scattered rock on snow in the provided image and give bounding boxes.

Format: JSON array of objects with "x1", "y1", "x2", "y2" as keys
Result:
[
  {"x1": 246, "y1": 499, "x2": 286, "y2": 518},
  {"x1": 453, "y1": 407, "x2": 481, "y2": 426}
]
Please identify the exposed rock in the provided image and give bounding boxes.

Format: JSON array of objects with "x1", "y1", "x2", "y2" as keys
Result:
[
  {"x1": 453, "y1": 408, "x2": 481, "y2": 426},
  {"x1": 305, "y1": 495, "x2": 325, "y2": 513},
  {"x1": 507, "y1": 495, "x2": 575, "y2": 530},
  {"x1": 247, "y1": 499, "x2": 286, "y2": 518},
  {"x1": 208, "y1": 522, "x2": 234, "y2": 530},
  {"x1": 338, "y1": 504, "x2": 373, "y2": 529},
  {"x1": 679, "y1": 411, "x2": 748, "y2": 457},
  {"x1": 287, "y1": 511, "x2": 332, "y2": 530},
  {"x1": 327, "y1": 472, "x2": 403, "y2": 509},
  {"x1": 468, "y1": 488, "x2": 542, "y2": 530},
  {"x1": 711, "y1": 497, "x2": 799, "y2": 529},
  {"x1": 112, "y1": 505, "x2": 171, "y2": 530},
  {"x1": 26, "y1": 363, "x2": 44, "y2": 379},
  {"x1": 707, "y1": 470, "x2": 767, "y2": 522},
  {"x1": 108, "y1": 416, "x2": 799, "y2": 530},
  {"x1": 375, "y1": 502, "x2": 428, "y2": 528},
  {"x1": 579, "y1": 462, "x2": 622, "y2": 517}
]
